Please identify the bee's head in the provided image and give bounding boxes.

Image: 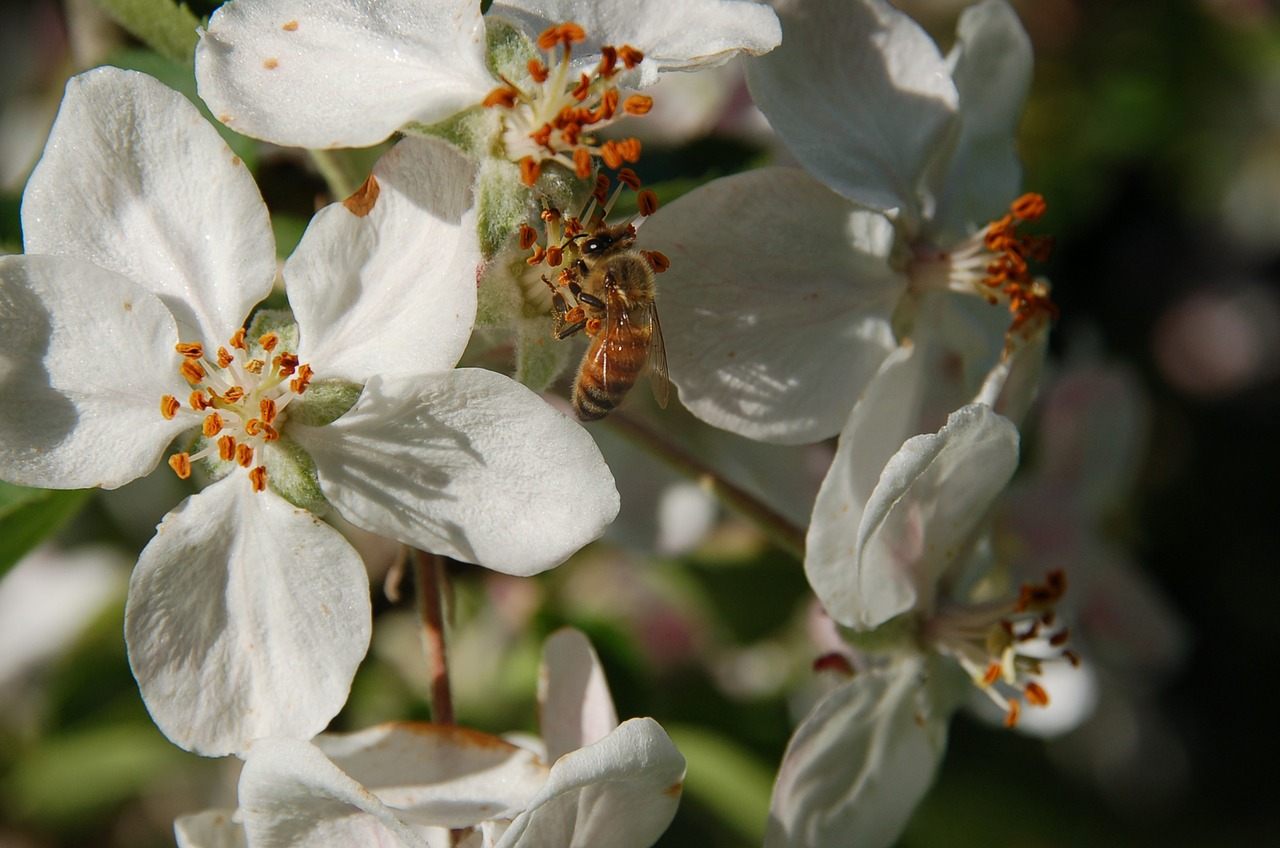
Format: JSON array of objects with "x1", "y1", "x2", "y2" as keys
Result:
[{"x1": 580, "y1": 223, "x2": 636, "y2": 257}]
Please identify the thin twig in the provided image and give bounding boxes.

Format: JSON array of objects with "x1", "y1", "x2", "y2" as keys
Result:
[
  {"x1": 605, "y1": 412, "x2": 807, "y2": 561},
  {"x1": 413, "y1": 549, "x2": 454, "y2": 726}
]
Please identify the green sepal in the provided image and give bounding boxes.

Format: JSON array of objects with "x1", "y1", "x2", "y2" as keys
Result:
[
  {"x1": 483, "y1": 17, "x2": 538, "y2": 83},
  {"x1": 263, "y1": 434, "x2": 329, "y2": 514},
  {"x1": 287, "y1": 379, "x2": 363, "y2": 427},
  {"x1": 477, "y1": 157, "x2": 537, "y2": 259},
  {"x1": 403, "y1": 105, "x2": 503, "y2": 161},
  {"x1": 244, "y1": 309, "x2": 300, "y2": 357},
  {"x1": 0, "y1": 482, "x2": 94, "y2": 579},
  {"x1": 476, "y1": 239, "x2": 530, "y2": 329},
  {"x1": 515, "y1": 317, "x2": 572, "y2": 392}
]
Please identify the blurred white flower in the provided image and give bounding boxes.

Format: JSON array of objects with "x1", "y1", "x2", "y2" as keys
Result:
[
  {"x1": 770, "y1": 405, "x2": 1079, "y2": 848},
  {"x1": 645, "y1": 0, "x2": 1052, "y2": 445},
  {"x1": 175, "y1": 629, "x2": 686, "y2": 848}
]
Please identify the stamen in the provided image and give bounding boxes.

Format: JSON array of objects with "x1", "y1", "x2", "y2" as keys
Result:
[
  {"x1": 203, "y1": 412, "x2": 224, "y2": 437},
  {"x1": 259, "y1": 333, "x2": 279, "y2": 353},
  {"x1": 624, "y1": 95, "x2": 653, "y2": 115},
  {"x1": 176, "y1": 342, "x2": 204, "y2": 359},
  {"x1": 190, "y1": 391, "x2": 211, "y2": 411},
  {"x1": 637, "y1": 189, "x2": 658, "y2": 216},
  {"x1": 248, "y1": 466, "x2": 268, "y2": 492},
  {"x1": 1004, "y1": 699, "x2": 1021, "y2": 728},
  {"x1": 642, "y1": 250, "x2": 670, "y2": 273},
  {"x1": 260, "y1": 397, "x2": 277, "y2": 424},
  {"x1": 218, "y1": 435, "x2": 236, "y2": 461},
  {"x1": 180, "y1": 360, "x2": 207, "y2": 383},
  {"x1": 236, "y1": 443, "x2": 254, "y2": 467},
  {"x1": 1024, "y1": 681, "x2": 1050, "y2": 707},
  {"x1": 230, "y1": 328, "x2": 247, "y2": 350},
  {"x1": 217, "y1": 347, "x2": 234, "y2": 368},
  {"x1": 520, "y1": 156, "x2": 542, "y2": 187},
  {"x1": 160, "y1": 395, "x2": 180, "y2": 420},
  {"x1": 618, "y1": 45, "x2": 644, "y2": 68},
  {"x1": 168, "y1": 452, "x2": 192, "y2": 479}
]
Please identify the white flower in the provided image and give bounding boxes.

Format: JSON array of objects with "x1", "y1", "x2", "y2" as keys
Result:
[
  {"x1": 193, "y1": 0, "x2": 781, "y2": 166},
  {"x1": 642, "y1": 0, "x2": 1052, "y2": 445},
  {"x1": 174, "y1": 629, "x2": 686, "y2": 848},
  {"x1": 769, "y1": 405, "x2": 1078, "y2": 848},
  {"x1": 0, "y1": 67, "x2": 619, "y2": 756}
]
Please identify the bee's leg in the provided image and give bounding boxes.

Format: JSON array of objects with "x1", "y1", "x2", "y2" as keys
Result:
[
  {"x1": 556, "y1": 316, "x2": 588, "y2": 340},
  {"x1": 571, "y1": 284, "x2": 607, "y2": 312}
]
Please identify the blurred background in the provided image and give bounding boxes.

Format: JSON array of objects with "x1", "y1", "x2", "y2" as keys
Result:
[{"x1": 2, "y1": 0, "x2": 1279, "y2": 845}]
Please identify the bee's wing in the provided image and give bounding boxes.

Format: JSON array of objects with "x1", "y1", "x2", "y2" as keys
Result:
[{"x1": 645, "y1": 304, "x2": 670, "y2": 409}]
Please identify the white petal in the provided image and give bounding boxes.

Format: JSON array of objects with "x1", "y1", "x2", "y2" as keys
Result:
[
  {"x1": 294, "y1": 371, "x2": 618, "y2": 575},
  {"x1": 766, "y1": 656, "x2": 947, "y2": 848},
  {"x1": 315, "y1": 723, "x2": 548, "y2": 827},
  {"x1": 824, "y1": 404, "x2": 1019, "y2": 630},
  {"x1": 22, "y1": 67, "x2": 274, "y2": 343},
  {"x1": 926, "y1": 0, "x2": 1033, "y2": 243},
  {"x1": 195, "y1": 0, "x2": 492, "y2": 149},
  {"x1": 806, "y1": 290, "x2": 1014, "y2": 623},
  {"x1": 125, "y1": 476, "x2": 371, "y2": 757},
  {"x1": 538, "y1": 628, "x2": 618, "y2": 764},
  {"x1": 239, "y1": 737, "x2": 428, "y2": 848},
  {"x1": 0, "y1": 255, "x2": 191, "y2": 489},
  {"x1": 491, "y1": 0, "x2": 780, "y2": 76},
  {"x1": 746, "y1": 0, "x2": 958, "y2": 229},
  {"x1": 495, "y1": 718, "x2": 685, "y2": 848},
  {"x1": 175, "y1": 809, "x2": 248, "y2": 848},
  {"x1": 289, "y1": 137, "x2": 480, "y2": 381},
  {"x1": 640, "y1": 167, "x2": 902, "y2": 444}
]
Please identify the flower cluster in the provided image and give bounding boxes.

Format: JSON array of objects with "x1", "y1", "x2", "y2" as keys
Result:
[{"x1": 0, "y1": 0, "x2": 1164, "y2": 845}]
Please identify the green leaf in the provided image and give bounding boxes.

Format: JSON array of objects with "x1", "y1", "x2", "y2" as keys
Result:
[
  {"x1": 89, "y1": 0, "x2": 202, "y2": 66},
  {"x1": 0, "y1": 483, "x2": 93, "y2": 579},
  {"x1": 665, "y1": 723, "x2": 775, "y2": 845},
  {"x1": 4, "y1": 724, "x2": 184, "y2": 824}
]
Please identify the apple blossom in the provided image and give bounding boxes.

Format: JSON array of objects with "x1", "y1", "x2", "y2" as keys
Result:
[
  {"x1": 642, "y1": 0, "x2": 1053, "y2": 445},
  {"x1": 174, "y1": 629, "x2": 686, "y2": 848},
  {"x1": 769, "y1": 404, "x2": 1079, "y2": 848},
  {"x1": 193, "y1": 0, "x2": 780, "y2": 167},
  {"x1": 0, "y1": 67, "x2": 619, "y2": 756}
]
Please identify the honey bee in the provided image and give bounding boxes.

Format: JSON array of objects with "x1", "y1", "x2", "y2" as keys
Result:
[{"x1": 548, "y1": 221, "x2": 669, "y2": 421}]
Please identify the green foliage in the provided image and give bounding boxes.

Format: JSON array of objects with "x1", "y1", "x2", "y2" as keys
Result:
[
  {"x1": 0, "y1": 483, "x2": 93, "y2": 579},
  {"x1": 89, "y1": 0, "x2": 202, "y2": 66}
]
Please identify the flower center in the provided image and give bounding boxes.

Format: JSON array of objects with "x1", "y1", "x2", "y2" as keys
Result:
[
  {"x1": 484, "y1": 22, "x2": 652, "y2": 187},
  {"x1": 910, "y1": 193, "x2": 1058, "y2": 348},
  {"x1": 159, "y1": 327, "x2": 314, "y2": 493},
  {"x1": 924, "y1": 569, "x2": 1079, "y2": 728},
  {"x1": 518, "y1": 170, "x2": 668, "y2": 312}
]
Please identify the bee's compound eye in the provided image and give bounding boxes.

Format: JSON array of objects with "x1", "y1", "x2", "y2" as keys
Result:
[{"x1": 584, "y1": 236, "x2": 609, "y2": 255}]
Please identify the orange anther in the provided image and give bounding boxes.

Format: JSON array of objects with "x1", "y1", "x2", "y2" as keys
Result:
[
  {"x1": 230, "y1": 328, "x2": 247, "y2": 350},
  {"x1": 642, "y1": 250, "x2": 670, "y2": 273},
  {"x1": 982, "y1": 662, "x2": 1002, "y2": 686},
  {"x1": 276, "y1": 352, "x2": 299, "y2": 376},
  {"x1": 160, "y1": 395, "x2": 180, "y2": 420},
  {"x1": 574, "y1": 147, "x2": 592, "y2": 178},
  {"x1": 597, "y1": 88, "x2": 619, "y2": 121},
  {"x1": 520, "y1": 156, "x2": 541, "y2": 187},
  {"x1": 637, "y1": 189, "x2": 658, "y2": 217},
  {"x1": 1011, "y1": 193, "x2": 1046, "y2": 221},
  {"x1": 180, "y1": 360, "x2": 207, "y2": 384},
  {"x1": 528, "y1": 59, "x2": 549, "y2": 83},
  {"x1": 236, "y1": 443, "x2": 254, "y2": 467},
  {"x1": 217, "y1": 347, "x2": 234, "y2": 368},
  {"x1": 572, "y1": 72, "x2": 592, "y2": 101},
  {"x1": 249, "y1": 466, "x2": 268, "y2": 492},
  {"x1": 260, "y1": 423, "x2": 280, "y2": 442},
  {"x1": 259, "y1": 333, "x2": 279, "y2": 353},
  {"x1": 600, "y1": 140, "x2": 623, "y2": 170},
  {"x1": 260, "y1": 397, "x2": 278, "y2": 424},
  {"x1": 175, "y1": 342, "x2": 204, "y2": 359},
  {"x1": 203, "y1": 412, "x2": 224, "y2": 437},
  {"x1": 598, "y1": 45, "x2": 618, "y2": 77},
  {"x1": 246, "y1": 419, "x2": 263, "y2": 437},
  {"x1": 618, "y1": 45, "x2": 644, "y2": 68},
  {"x1": 290, "y1": 364, "x2": 314, "y2": 394},
  {"x1": 1024, "y1": 682, "x2": 1050, "y2": 707},
  {"x1": 519, "y1": 224, "x2": 539, "y2": 250},
  {"x1": 189, "y1": 390, "x2": 211, "y2": 411},
  {"x1": 245, "y1": 358, "x2": 265, "y2": 375},
  {"x1": 218, "y1": 435, "x2": 237, "y2": 461},
  {"x1": 617, "y1": 168, "x2": 641, "y2": 190},
  {"x1": 483, "y1": 86, "x2": 519, "y2": 109},
  {"x1": 223, "y1": 387, "x2": 245, "y2": 404},
  {"x1": 624, "y1": 95, "x2": 654, "y2": 115},
  {"x1": 168, "y1": 452, "x2": 192, "y2": 479},
  {"x1": 537, "y1": 22, "x2": 586, "y2": 51},
  {"x1": 1004, "y1": 699, "x2": 1021, "y2": 728},
  {"x1": 546, "y1": 245, "x2": 564, "y2": 267}
]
